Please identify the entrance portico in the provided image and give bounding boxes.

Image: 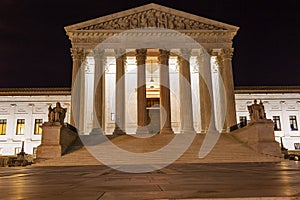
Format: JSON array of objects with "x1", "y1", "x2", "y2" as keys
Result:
[{"x1": 65, "y1": 3, "x2": 239, "y2": 135}]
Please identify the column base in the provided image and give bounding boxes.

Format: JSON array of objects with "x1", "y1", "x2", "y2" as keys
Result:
[
  {"x1": 160, "y1": 127, "x2": 174, "y2": 134},
  {"x1": 113, "y1": 127, "x2": 126, "y2": 135},
  {"x1": 90, "y1": 128, "x2": 105, "y2": 135},
  {"x1": 222, "y1": 127, "x2": 230, "y2": 133},
  {"x1": 180, "y1": 128, "x2": 196, "y2": 134},
  {"x1": 136, "y1": 126, "x2": 149, "y2": 135}
]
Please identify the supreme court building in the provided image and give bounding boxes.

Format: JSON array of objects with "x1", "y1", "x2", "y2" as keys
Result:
[
  {"x1": 1, "y1": 4, "x2": 300, "y2": 156},
  {"x1": 66, "y1": 3, "x2": 238, "y2": 135}
]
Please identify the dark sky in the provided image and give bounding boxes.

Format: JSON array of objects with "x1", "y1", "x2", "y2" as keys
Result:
[{"x1": 0, "y1": 0, "x2": 299, "y2": 88}]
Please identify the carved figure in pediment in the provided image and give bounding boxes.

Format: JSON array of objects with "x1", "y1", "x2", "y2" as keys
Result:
[
  {"x1": 156, "y1": 11, "x2": 166, "y2": 28},
  {"x1": 167, "y1": 14, "x2": 174, "y2": 29},
  {"x1": 174, "y1": 16, "x2": 185, "y2": 29},
  {"x1": 130, "y1": 14, "x2": 138, "y2": 29},
  {"x1": 184, "y1": 19, "x2": 191, "y2": 29},
  {"x1": 118, "y1": 17, "x2": 129, "y2": 29},
  {"x1": 139, "y1": 12, "x2": 147, "y2": 28},
  {"x1": 147, "y1": 10, "x2": 156, "y2": 27},
  {"x1": 112, "y1": 19, "x2": 119, "y2": 29}
]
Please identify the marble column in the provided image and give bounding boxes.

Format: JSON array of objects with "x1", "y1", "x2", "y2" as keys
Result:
[
  {"x1": 113, "y1": 49, "x2": 126, "y2": 135},
  {"x1": 216, "y1": 48, "x2": 237, "y2": 132},
  {"x1": 79, "y1": 61, "x2": 86, "y2": 132},
  {"x1": 136, "y1": 49, "x2": 149, "y2": 134},
  {"x1": 158, "y1": 49, "x2": 174, "y2": 134},
  {"x1": 70, "y1": 47, "x2": 85, "y2": 127},
  {"x1": 198, "y1": 49, "x2": 216, "y2": 133},
  {"x1": 178, "y1": 49, "x2": 195, "y2": 134},
  {"x1": 92, "y1": 49, "x2": 106, "y2": 133}
]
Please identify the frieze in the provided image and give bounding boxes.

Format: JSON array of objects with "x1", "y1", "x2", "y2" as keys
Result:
[
  {"x1": 15, "y1": 107, "x2": 28, "y2": 114},
  {"x1": 33, "y1": 106, "x2": 46, "y2": 114},
  {"x1": 287, "y1": 104, "x2": 297, "y2": 110},
  {"x1": 0, "y1": 107, "x2": 9, "y2": 115},
  {"x1": 79, "y1": 9, "x2": 226, "y2": 31}
]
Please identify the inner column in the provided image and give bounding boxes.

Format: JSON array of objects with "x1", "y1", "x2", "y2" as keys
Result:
[
  {"x1": 158, "y1": 49, "x2": 174, "y2": 134},
  {"x1": 199, "y1": 49, "x2": 217, "y2": 133},
  {"x1": 178, "y1": 49, "x2": 195, "y2": 134},
  {"x1": 136, "y1": 49, "x2": 149, "y2": 134},
  {"x1": 92, "y1": 49, "x2": 106, "y2": 134},
  {"x1": 113, "y1": 49, "x2": 126, "y2": 135}
]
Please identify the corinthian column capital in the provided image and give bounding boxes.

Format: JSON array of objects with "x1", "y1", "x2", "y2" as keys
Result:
[
  {"x1": 93, "y1": 48, "x2": 105, "y2": 60},
  {"x1": 158, "y1": 49, "x2": 170, "y2": 64},
  {"x1": 136, "y1": 49, "x2": 147, "y2": 64},
  {"x1": 220, "y1": 48, "x2": 234, "y2": 60},
  {"x1": 70, "y1": 47, "x2": 85, "y2": 61}
]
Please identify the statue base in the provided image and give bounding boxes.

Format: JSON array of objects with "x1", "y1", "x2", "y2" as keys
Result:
[
  {"x1": 233, "y1": 119, "x2": 283, "y2": 158},
  {"x1": 36, "y1": 124, "x2": 62, "y2": 161},
  {"x1": 36, "y1": 123, "x2": 78, "y2": 162}
]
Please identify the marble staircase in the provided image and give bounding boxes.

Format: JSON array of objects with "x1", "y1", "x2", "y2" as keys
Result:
[{"x1": 33, "y1": 133, "x2": 282, "y2": 167}]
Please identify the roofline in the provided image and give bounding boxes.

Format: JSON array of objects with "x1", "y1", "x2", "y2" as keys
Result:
[
  {"x1": 1, "y1": 86, "x2": 300, "y2": 96},
  {"x1": 0, "y1": 88, "x2": 71, "y2": 96},
  {"x1": 235, "y1": 86, "x2": 300, "y2": 94}
]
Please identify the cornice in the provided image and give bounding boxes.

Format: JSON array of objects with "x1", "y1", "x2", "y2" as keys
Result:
[
  {"x1": 235, "y1": 86, "x2": 300, "y2": 94},
  {"x1": 0, "y1": 88, "x2": 71, "y2": 96}
]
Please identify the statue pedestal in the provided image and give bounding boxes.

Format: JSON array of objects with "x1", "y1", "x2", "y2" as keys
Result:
[
  {"x1": 36, "y1": 124, "x2": 62, "y2": 161},
  {"x1": 36, "y1": 123, "x2": 78, "y2": 162},
  {"x1": 233, "y1": 119, "x2": 282, "y2": 157}
]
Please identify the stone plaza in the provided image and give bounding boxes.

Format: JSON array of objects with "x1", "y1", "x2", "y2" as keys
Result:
[
  {"x1": 1, "y1": 3, "x2": 300, "y2": 200},
  {"x1": 1, "y1": 161, "x2": 300, "y2": 199}
]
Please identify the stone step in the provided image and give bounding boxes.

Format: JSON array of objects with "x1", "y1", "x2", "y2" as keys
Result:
[{"x1": 34, "y1": 133, "x2": 282, "y2": 166}]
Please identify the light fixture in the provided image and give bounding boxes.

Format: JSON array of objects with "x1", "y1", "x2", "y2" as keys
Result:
[{"x1": 149, "y1": 60, "x2": 155, "y2": 89}]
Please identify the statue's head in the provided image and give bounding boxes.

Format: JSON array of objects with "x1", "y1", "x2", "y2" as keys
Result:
[
  {"x1": 56, "y1": 102, "x2": 61, "y2": 107},
  {"x1": 254, "y1": 99, "x2": 257, "y2": 104}
]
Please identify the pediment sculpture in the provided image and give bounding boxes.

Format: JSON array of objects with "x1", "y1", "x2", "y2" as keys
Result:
[{"x1": 79, "y1": 9, "x2": 226, "y2": 31}]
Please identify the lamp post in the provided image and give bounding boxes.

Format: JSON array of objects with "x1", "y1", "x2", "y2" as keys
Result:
[
  {"x1": 16, "y1": 138, "x2": 27, "y2": 166},
  {"x1": 20, "y1": 138, "x2": 25, "y2": 155}
]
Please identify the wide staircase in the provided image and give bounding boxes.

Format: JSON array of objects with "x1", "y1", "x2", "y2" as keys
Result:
[{"x1": 34, "y1": 132, "x2": 282, "y2": 166}]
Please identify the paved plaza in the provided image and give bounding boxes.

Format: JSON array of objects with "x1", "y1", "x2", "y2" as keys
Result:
[{"x1": 0, "y1": 161, "x2": 300, "y2": 200}]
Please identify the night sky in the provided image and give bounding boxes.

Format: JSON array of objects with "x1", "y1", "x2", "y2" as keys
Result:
[{"x1": 0, "y1": 0, "x2": 299, "y2": 88}]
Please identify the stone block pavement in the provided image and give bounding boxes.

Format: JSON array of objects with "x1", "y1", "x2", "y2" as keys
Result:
[{"x1": 1, "y1": 161, "x2": 300, "y2": 200}]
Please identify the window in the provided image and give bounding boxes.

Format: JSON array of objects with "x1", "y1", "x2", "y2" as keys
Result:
[
  {"x1": 0, "y1": 119, "x2": 7, "y2": 135},
  {"x1": 14, "y1": 147, "x2": 21, "y2": 155},
  {"x1": 34, "y1": 119, "x2": 43, "y2": 135},
  {"x1": 289, "y1": 116, "x2": 298, "y2": 131},
  {"x1": 273, "y1": 116, "x2": 281, "y2": 131},
  {"x1": 239, "y1": 116, "x2": 247, "y2": 127},
  {"x1": 16, "y1": 119, "x2": 25, "y2": 135},
  {"x1": 294, "y1": 143, "x2": 300, "y2": 150}
]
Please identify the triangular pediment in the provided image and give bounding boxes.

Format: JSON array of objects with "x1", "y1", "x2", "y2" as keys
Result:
[{"x1": 65, "y1": 3, "x2": 239, "y2": 32}]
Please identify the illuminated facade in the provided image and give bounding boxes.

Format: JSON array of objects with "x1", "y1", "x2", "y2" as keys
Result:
[
  {"x1": 0, "y1": 87, "x2": 299, "y2": 156},
  {"x1": 0, "y1": 4, "x2": 299, "y2": 156}
]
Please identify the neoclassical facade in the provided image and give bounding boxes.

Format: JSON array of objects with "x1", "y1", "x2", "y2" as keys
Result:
[
  {"x1": 1, "y1": 4, "x2": 299, "y2": 156},
  {"x1": 65, "y1": 3, "x2": 238, "y2": 135}
]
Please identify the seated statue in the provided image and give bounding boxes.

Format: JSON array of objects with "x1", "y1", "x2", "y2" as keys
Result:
[
  {"x1": 47, "y1": 102, "x2": 67, "y2": 125},
  {"x1": 247, "y1": 99, "x2": 266, "y2": 122}
]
